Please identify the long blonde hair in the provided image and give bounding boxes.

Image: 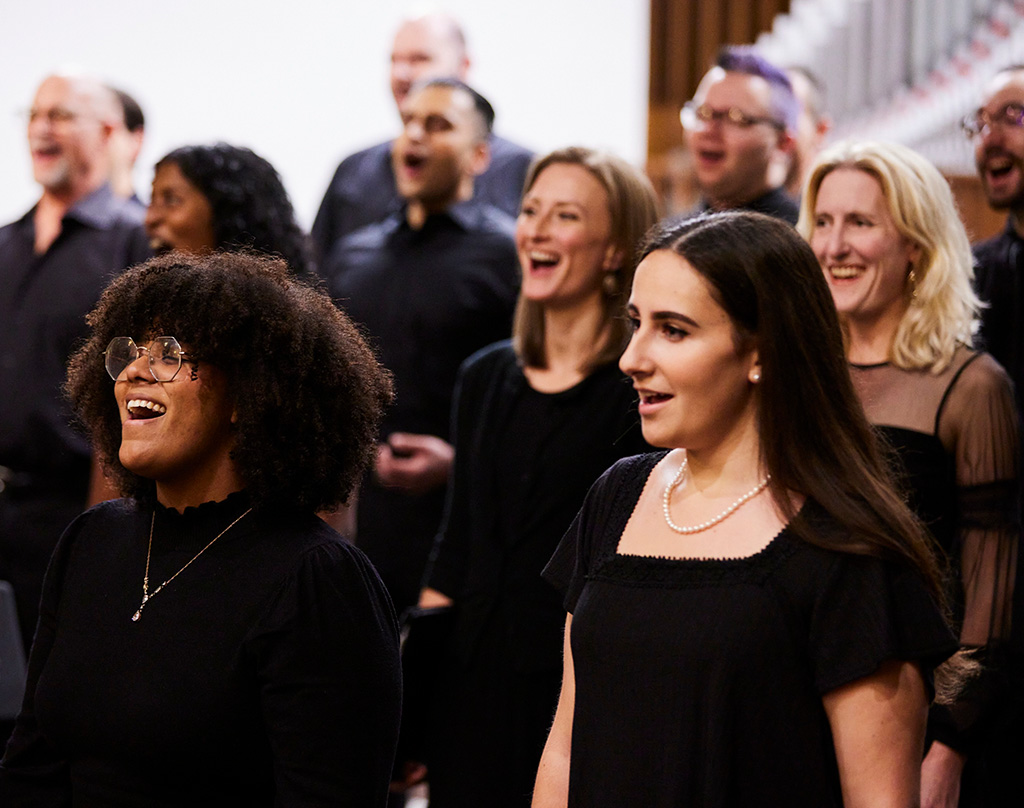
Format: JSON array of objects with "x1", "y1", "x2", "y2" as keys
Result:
[{"x1": 798, "y1": 140, "x2": 979, "y2": 372}]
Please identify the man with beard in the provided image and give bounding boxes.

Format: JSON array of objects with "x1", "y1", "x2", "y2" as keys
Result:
[
  {"x1": 320, "y1": 78, "x2": 518, "y2": 617},
  {"x1": 966, "y1": 63, "x2": 1024, "y2": 808},
  {"x1": 0, "y1": 73, "x2": 149, "y2": 657},
  {"x1": 972, "y1": 66, "x2": 1024, "y2": 413}
]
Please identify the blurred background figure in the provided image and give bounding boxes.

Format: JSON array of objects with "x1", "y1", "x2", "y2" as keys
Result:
[
  {"x1": 680, "y1": 46, "x2": 798, "y2": 224},
  {"x1": 972, "y1": 65, "x2": 1024, "y2": 426},
  {"x1": 779, "y1": 66, "x2": 831, "y2": 197},
  {"x1": 0, "y1": 72, "x2": 149, "y2": 673},
  {"x1": 312, "y1": 9, "x2": 532, "y2": 259},
  {"x1": 146, "y1": 143, "x2": 315, "y2": 275},
  {"x1": 801, "y1": 140, "x2": 1021, "y2": 808},
  {"x1": 412, "y1": 147, "x2": 657, "y2": 807},
  {"x1": 106, "y1": 85, "x2": 146, "y2": 209},
  {"x1": 321, "y1": 79, "x2": 519, "y2": 619}
]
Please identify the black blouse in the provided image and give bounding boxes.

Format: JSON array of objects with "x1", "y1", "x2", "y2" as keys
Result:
[
  {"x1": 0, "y1": 493, "x2": 402, "y2": 807},
  {"x1": 850, "y1": 347, "x2": 1020, "y2": 752},
  {"x1": 544, "y1": 453, "x2": 954, "y2": 808},
  {"x1": 426, "y1": 341, "x2": 648, "y2": 670}
]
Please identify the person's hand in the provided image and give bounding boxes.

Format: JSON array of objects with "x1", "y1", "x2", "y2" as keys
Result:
[
  {"x1": 375, "y1": 433, "x2": 454, "y2": 495},
  {"x1": 389, "y1": 760, "x2": 428, "y2": 793},
  {"x1": 921, "y1": 740, "x2": 965, "y2": 808}
]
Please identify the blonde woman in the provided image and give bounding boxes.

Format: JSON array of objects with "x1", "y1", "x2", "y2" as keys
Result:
[{"x1": 800, "y1": 140, "x2": 1021, "y2": 808}]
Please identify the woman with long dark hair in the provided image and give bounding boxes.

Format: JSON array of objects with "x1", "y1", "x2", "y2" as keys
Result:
[{"x1": 534, "y1": 211, "x2": 954, "y2": 807}]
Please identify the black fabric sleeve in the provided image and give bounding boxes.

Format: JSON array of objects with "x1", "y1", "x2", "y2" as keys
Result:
[
  {"x1": 809, "y1": 552, "x2": 956, "y2": 696},
  {"x1": 543, "y1": 455, "x2": 657, "y2": 613},
  {"x1": 932, "y1": 353, "x2": 1021, "y2": 753},
  {"x1": 311, "y1": 163, "x2": 345, "y2": 262},
  {"x1": 421, "y1": 350, "x2": 493, "y2": 599},
  {"x1": 0, "y1": 515, "x2": 83, "y2": 806},
  {"x1": 247, "y1": 542, "x2": 402, "y2": 807}
]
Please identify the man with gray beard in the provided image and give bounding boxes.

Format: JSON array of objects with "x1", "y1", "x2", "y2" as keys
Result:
[{"x1": 0, "y1": 73, "x2": 149, "y2": 655}]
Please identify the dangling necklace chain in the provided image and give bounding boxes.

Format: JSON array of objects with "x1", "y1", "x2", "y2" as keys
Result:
[
  {"x1": 662, "y1": 455, "x2": 770, "y2": 535},
  {"x1": 131, "y1": 507, "x2": 253, "y2": 622}
]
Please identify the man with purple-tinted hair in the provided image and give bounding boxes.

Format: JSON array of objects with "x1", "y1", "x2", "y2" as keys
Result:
[{"x1": 680, "y1": 46, "x2": 799, "y2": 225}]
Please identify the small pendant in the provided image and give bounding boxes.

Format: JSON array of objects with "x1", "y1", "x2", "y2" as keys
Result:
[{"x1": 131, "y1": 595, "x2": 148, "y2": 622}]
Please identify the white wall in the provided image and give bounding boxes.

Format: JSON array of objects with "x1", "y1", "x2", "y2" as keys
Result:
[{"x1": 0, "y1": 0, "x2": 649, "y2": 228}]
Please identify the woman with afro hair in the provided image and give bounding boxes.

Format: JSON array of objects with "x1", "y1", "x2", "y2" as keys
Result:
[
  {"x1": 0, "y1": 252, "x2": 401, "y2": 806},
  {"x1": 145, "y1": 142, "x2": 315, "y2": 275}
]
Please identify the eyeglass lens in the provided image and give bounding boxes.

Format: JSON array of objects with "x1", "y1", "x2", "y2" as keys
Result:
[
  {"x1": 964, "y1": 104, "x2": 1024, "y2": 136},
  {"x1": 104, "y1": 337, "x2": 184, "y2": 381}
]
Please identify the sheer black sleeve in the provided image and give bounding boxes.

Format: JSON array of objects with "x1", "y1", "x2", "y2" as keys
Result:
[{"x1": 931, "y1": 352, "x2": 1020, "y2": 752}]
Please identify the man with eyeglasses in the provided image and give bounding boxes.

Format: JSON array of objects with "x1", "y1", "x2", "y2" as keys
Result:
[
  {"x1": 966, "y1": 65, "x2": 1024, "y2": 808},
  {"x1": 0, "y1": 73, "x2": 149, "y2": 658},
  {"x1": 680, "y1": 46, "x2": 799, "y2": 226},
  {"x1": 971, "y1": 66, "x2": 1024, "y2": 426}
]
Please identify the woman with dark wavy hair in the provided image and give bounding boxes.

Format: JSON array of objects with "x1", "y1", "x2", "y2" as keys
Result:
[
  {"x1": 145, "y1": 142, "x2": 315, "y2": 275},
  {"x1": 534, "y1": 212, "x2": 954, "y2": 808},
  {"x1": 0, "y1": 252, "x2": 400, "y2": 806}
]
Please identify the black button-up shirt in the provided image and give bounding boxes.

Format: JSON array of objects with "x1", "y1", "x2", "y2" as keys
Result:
[
  {"x1": 974, "y1": 219, "x2": 1024, "y2": 420},
  {"x1": 320, "y1": 199, "x2": 519, "y2": 612},
  {"x1": 311, "y1": 133, "x2": 533, "y2": 260},
  {"x1": 0, "y1": 184, "x2": 150, "y2": 476}
]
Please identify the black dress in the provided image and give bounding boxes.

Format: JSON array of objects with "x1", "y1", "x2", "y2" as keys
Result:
[
  {"x1": 422, "y1": 341, "x2": 648, "y2": 808},
  {"x1": 0, "y1": 493, "x2": 402, "y2": 807},
  {"x1": 850, "y1": 347, "x2": 1022, "y2": 805},
  {"x1": 543, "y1": 452, "x2": 955, "y2": 808}
]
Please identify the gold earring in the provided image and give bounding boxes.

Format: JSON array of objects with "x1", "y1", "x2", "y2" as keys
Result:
[
  {"x1": 907, "y1": 269, "x2": 918, "y2": 299},
  {"x1": 602, "y1": 272, "x2": 620, "y2": 297}
]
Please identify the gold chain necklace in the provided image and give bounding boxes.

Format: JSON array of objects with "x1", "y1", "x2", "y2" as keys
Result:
[
  {"x1": 662, "y1": 455, "x2": 770, "y2": 535},
  {"x1": 131, "y1": 507, "x2": 253, "y2": 622}
]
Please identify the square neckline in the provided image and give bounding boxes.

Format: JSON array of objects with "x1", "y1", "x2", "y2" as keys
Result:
[{"x1": 610, "y1": 452, "x2": 804, "y2": 565}]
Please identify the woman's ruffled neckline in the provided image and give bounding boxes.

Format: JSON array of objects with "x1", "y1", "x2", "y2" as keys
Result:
[{"x1": 152, "y1": 489, "x2": 252, "y2": 523}]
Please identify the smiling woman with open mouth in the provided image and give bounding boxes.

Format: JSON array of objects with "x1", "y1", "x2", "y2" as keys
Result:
[
  {"x1": 800, "y1": 140, "x2": 1022, "y2": 808},
  {"x1": 0, "y1": 251, "x2": 402, "y2": 807}
]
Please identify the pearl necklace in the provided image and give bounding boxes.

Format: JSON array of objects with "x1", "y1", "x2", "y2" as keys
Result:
[
  {"x1": 662, "y1": 455, "x2": 770, "y2": 535},
  {"x1": 131, "y1": 507, "x2": 253, "y2": 622}
]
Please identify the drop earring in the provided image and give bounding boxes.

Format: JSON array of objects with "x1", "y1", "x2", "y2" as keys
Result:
[{"x1": 602, "y1": 271, "x2": 620, "y2": 297}]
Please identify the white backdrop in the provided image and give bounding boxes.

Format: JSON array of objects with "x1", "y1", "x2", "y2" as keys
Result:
[{"x1": 0, "y1": 0, "x2": 649, "y2": 228}]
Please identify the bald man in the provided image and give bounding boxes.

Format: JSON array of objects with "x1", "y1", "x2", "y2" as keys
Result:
[
  {"x1": 0, "y1": 73, "x2": 150, "y2": 651},
  {"x1": 312, "y1": 11, "x2": 533, "y2": 259}
]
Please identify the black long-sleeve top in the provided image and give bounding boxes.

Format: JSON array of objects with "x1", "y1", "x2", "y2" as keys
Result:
[{"x1": 0, "y1": 493, "x2": 402, "y2": 807}]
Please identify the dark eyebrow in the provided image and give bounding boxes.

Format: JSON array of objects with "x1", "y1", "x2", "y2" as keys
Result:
[
  {"x1": 651, "y1": 310, "x2": 700, "y2": 328},
  {"x1": 626, "y1": 303, "x2": 700, "y2": 329}
]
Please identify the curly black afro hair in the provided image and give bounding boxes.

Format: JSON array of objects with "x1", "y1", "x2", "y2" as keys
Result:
[
  {"x1": 66, "y1": 251, "x2": 393, "y2": 513},
  {"x1": 156, "y1": 143, "x2": 315, "y2": 276}
]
